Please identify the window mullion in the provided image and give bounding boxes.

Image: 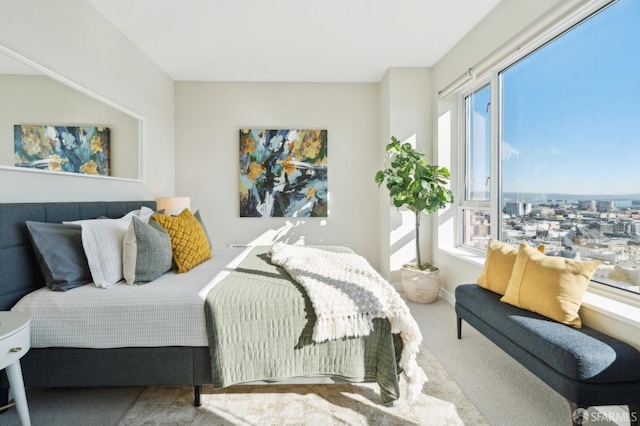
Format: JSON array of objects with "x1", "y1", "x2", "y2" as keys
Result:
[{"x1": 490, "y1": 72, "x2": 500, "y2": 240}]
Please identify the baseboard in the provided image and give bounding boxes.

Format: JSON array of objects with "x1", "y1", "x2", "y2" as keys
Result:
[{"x1": 440, "y1": 287, "x2": 455, "y2": 306}]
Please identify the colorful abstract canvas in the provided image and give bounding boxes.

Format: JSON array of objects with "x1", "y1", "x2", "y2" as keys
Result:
[
  {"x1": 240, "y1": 129, "x2": 328, "y2": 217},
  {"x1": 14, "y1": 125, "x2": 110, "y2": 176}
]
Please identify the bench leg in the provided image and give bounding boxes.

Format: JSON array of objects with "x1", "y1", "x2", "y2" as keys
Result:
[
  {"x1": 457, "y1": 316, "x2": 462, "y2": 339},
  {"x1": 630, "y1": 405, "x2": 638, "y2": 426},
  {"x1": 568, "y1": 400, "x2": 589, "y2": 426},
  {"x1": 194, "y1": 385, "x2": 202, "y2": 407}
]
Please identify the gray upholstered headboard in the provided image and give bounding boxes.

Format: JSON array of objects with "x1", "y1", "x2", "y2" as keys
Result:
[{"x1": 0, "y1": 201, "x2": 156, "y2": 311}]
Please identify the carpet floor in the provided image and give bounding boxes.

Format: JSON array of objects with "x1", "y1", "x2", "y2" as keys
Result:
[
  {"x1": 0, "y1": 345, "x2": 488, "y2": 426},
  {"x1": 0, "y1": 342, "x2": 486, "y2": 426},
  {"x1": 116, "y1": 345, "x2": 487, "y2": 426}
]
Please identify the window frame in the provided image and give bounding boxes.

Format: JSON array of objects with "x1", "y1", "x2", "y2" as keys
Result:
[
  {"x1": 454, "y1": 0, "x2": 640, "y2": 304},
  {"x1": 457, "y1": 75, "x2": 499, "y2": 255}
]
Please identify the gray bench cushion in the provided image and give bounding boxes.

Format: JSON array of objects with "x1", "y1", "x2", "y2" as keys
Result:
[{"x1": 455, "y1": 284, "x2": 640, "y2": 384}]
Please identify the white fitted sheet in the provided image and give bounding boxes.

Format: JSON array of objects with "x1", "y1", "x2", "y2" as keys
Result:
[{"x1": 12, "y1": 246, "x2": 253, "y2": 349}]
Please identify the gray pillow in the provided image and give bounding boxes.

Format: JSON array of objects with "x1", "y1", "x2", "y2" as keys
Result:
[
  {"x1": 123, "y1": 216, "x2": 173, "y2": 284},
  {"x1": 194, "y1": 209, "x2": 212, "y2": 249},
  {"x1": 25, "y1": 221, "x2": 92, "y2": 291}
]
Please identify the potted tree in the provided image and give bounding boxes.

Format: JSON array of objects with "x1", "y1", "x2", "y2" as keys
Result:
[{"x1": 375, "y1": 136, "x2": 453, "y2": 303}]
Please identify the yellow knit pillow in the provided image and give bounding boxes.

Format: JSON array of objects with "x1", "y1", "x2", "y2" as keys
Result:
[
  {"x1": 152, "y1": 209, "x2": 211, "y2": 273},
  {"x1": 477, "y1": 239, "x2": 544, "y2": 295},
  {"x1": 500, "y1": 243, "x2": 600, "y2": 328}
]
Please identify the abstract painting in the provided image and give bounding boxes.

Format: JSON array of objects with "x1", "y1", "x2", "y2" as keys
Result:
[
  {"x1": 240, "y1": 129, "x2": 327, "y2": 217},
  {"x1": 14, "y1": 125, "x2": 110, "y2": 176}
]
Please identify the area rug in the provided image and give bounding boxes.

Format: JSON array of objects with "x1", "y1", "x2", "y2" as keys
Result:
[{"x1": 118, "y1": 345, "x2": 487, "y2": 425}]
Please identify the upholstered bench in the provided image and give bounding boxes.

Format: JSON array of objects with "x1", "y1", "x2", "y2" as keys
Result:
[{"x1": 455, "y1": 283, "x2": 640, "y2": 426}]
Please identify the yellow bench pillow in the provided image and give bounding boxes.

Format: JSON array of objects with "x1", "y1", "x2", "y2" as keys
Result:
[
  {"x1": 477, "y1": 238, "x2": 544, "y2": 295},
  {"x1": 500, "y1": 243, "x2": 600, "y2": 328}
]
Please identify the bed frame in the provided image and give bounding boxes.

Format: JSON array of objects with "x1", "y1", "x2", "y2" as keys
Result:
[{"x1": 0, "y1": 201, "x2": 208, "y2": 406}]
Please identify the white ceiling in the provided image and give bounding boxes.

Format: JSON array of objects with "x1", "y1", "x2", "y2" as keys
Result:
[{"x1": 88, "y1": 0, "x2": 501, "y2": 83}]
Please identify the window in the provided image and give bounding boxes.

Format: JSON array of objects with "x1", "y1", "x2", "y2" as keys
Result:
[
  {"x1": 460, "y1": 85, "x2": 492, "y2": 250},
  {"x1": 461, "y1": 0, "x2": 640, "y2": 296},
  {"x1": 465, "y1": 84, "x2": 491, "y2": 203}
]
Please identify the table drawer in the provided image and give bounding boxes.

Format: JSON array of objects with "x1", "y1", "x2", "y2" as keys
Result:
[{"x1": 0, "y1": 325, "x2": 30, "y2": 370}]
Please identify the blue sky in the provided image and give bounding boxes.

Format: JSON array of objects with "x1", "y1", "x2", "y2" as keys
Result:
[{"x1": 500, "y1": 0, "x2": 640, "y2": 196}]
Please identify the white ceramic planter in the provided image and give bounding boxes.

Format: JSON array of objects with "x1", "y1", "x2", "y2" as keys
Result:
[{"x1": 401, "y1": 266, "x2": 441, "y2": 304}]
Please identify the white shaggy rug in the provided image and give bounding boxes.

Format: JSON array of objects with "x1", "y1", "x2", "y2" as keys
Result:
[{"x1": 118, "y1": 345, "x2": 487, "y2": 426}]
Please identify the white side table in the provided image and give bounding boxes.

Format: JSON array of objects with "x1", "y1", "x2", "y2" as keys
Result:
[{"x1": 0, "y1": 312, "x2": 31, "y2": 426}]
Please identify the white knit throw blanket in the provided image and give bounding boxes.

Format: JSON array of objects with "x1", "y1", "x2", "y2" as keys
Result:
[{"x1": 269, "y1": 242, "x2": 428, "y2": 401}]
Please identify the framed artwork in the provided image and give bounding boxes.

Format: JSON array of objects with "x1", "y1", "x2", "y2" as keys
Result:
[
  {"x1": 240, "y1": 129, "x2": 328, "y2": 217},
  {"x1": 14, "y1": 125, "x2": 110, "y2": 176}
]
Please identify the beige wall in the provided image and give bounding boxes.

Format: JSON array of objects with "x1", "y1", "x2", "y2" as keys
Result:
[
  {"x1": 175, "y1": 71, "x2": 432, "y2": 273},
  {"x1": 175, "y1": 81, "x2": 382, "y2": 269},
  {"x1": 0, "y1": 0, "x2": 174, "y2": 201},
  {"x1": 378, "y1": 68, "x2": 432, "y2": 282}
]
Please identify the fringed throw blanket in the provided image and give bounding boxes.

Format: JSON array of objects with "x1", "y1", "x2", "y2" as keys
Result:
[{"x1": 270, "y1": 242, "x2": 428, "y2": 400}]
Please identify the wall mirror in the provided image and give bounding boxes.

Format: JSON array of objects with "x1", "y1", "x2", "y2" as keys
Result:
[{"x1": 0, "y1": 45, "x2": 143, "y2": 181}]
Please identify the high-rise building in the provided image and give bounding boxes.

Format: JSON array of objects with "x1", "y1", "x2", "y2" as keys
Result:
[
  {"x1": 504, "y1": 202, "x2": 532, "y2": 216},
  {"x1": 596, "y1": 201, "x2": 615, "y2": 212},
  {"x1": 578, "y1": 200, "x2": 596, "y2": 211}
]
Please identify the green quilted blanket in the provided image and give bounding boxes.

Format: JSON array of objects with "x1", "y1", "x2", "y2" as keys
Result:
[{"x1": 205, "y1": 246, "x2": 403, "y2": 405}]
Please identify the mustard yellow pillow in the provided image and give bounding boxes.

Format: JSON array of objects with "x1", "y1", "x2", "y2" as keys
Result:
[
  {"x1": 477, "y1": 239, "x2": 544, "y2": 295},
  {"x1": 152, "y1": 209, "x2": 211, "y2": 273},
  {"x1": 500, "y1": 243, "x2": 600, "y2": 328}
]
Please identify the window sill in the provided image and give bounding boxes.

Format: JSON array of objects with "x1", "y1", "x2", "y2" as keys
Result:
[
  {"x1": 439, "y1": 245, "x2": 485, "y2": 267},
  {"x1": 581, "y1": 290, "x2": 640, "y2": 329},
  {"x1": 439, "y1": 246, "x2": 640, "y2": 329}
]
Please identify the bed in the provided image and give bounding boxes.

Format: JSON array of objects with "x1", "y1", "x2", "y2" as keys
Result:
[{"x1": 0, "y1": 200, "x2": 424, "y2": 407}]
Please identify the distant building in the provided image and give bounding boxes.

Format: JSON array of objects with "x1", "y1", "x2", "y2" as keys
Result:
[
  {"x1": 578, "y1": 200, "x2": 596, "y2": 211},
  {"x1": 596, "y1": 200, "x2": 615, "y2": 212},
  {"x1": 539, "y1": 207, "x2": 556, "y2": 217},
  {"x1": 504, "y1": 201, "x2": 531, "y2": 216},
  {"x1": 464, "y1": 210, "x2": 490, "y2": 248}
]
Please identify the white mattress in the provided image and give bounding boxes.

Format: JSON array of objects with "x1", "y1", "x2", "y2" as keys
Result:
[{"x1": 11, "y1": 246, "x2": 253, "y2": 349}]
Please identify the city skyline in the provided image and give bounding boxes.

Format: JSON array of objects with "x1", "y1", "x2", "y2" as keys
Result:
[
  {"x1": 497, "y1": 196, "x2": 640, "y2": 295},
  {"x1": 501, "y1": 192, "x2": 640, "y2": 203}
]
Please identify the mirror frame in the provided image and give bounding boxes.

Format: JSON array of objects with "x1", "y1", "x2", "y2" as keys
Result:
[{"x1": 0, "y1": 44, "x2": 145, "y2": 182}]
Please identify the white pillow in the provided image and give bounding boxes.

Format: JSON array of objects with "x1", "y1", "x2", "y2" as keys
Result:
[{"x1": 65, "y1": 209, "x2": 148, "y2": 288}]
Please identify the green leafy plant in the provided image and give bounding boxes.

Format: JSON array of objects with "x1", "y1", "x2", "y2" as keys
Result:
[{"x1": 375, "y1": 136, "x2": 453, "y2": 270}]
